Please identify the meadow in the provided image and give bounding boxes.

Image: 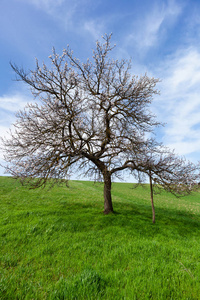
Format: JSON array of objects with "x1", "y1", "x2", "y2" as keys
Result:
[{"x1": 0, "y1": 176, "x2": 200, "y2": 299}]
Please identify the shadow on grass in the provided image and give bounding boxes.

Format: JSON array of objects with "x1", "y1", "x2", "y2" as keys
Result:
[
  {"x1": 1, "y1": 177, "x2": 200, "y2": 240},
  {"x1": 112, "y1": 201, "x2": 200, "y2": 238},
  {"x1": 16, "y1": 198, "x2": 200, "y2": 241}
]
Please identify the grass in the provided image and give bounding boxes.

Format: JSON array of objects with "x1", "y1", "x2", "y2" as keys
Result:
[{"x1": 0, "y1": 176, "x2": 200, "y2": 299}]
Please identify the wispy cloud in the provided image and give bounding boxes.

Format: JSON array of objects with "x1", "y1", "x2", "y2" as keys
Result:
[
  {"x1": 154, "y1": 47, "x2": 200, "y2": 158},
  {"x1": 126, "y1": 0, "x2": 183, "y2": 53},
  {"x1": 166, "y1": 49, "x2": 200, "y2": 94}
]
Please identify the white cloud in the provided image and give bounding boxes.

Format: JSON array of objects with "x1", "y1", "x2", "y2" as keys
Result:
[
  {"x1": 0, "y1": 126, "x2": 13, "y2": 160},
  {"x1": 126, "y1": 0, "x2": 182, "y2": 52},
  {"x1": 0, "y1": 93, "x2": 32, "y2": 114},
  {"x1": 0, "y1": 92, "x2": 33, "y2": 163},
  {"x1": 154, "y1": 47, "x2": 200, "y2": 159},
  {"x1": 165, "y1": 49, "x2": 200, "y2": 94},
  {"x1": 0, "y1": 92, "x2": 32, "y2": 136}
]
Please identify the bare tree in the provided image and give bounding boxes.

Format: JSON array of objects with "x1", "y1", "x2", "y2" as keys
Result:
[
  {"x1": 132, "y1": 146, "x2": 200, "y2": 223},
  {"x1": 1, "y1": 34, "x2": 199, "y2": 214}
]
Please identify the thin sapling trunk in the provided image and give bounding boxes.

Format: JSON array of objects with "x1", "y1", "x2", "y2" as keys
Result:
[{"x1": 149, "y1": 173, "x2": 155, "y2": 223}]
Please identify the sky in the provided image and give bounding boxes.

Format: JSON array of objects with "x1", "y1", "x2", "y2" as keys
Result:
[{"x1": 0, "y1": 0, "x2": 200, "y2": 179}]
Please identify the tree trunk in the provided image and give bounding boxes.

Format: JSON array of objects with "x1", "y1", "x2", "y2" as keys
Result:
[
  {"x1": 103, "y1": 172, "x2": 113, "y2": 214},
  {"x1": 149, "y1": 174, "x2": 155, "y2": 224}
]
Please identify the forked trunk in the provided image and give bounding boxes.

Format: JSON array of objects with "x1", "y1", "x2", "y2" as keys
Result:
[
  {"x1": 149, "y1": 174, "x2": 155, "y2": 224},
  {"x1": 103, "y1": 172, "x2": 113, "y2": 214}
]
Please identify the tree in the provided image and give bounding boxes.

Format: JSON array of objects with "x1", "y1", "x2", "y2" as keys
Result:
[
  {"x1": 131, "y1": 145, "x2": 200, "y2": 223},
  {"x1": 1, "y1": 34, "x2": 199, "y2": 215}
]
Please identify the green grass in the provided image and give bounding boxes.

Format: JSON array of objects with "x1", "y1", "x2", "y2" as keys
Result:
[{"x1": 0, "y1": 176, "x2": 200, "y2": 299}]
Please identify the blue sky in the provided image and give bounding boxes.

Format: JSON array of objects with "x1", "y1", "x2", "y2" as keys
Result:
[{"x1": 1, "y1": 0, "x2": 200, "y2": 177}]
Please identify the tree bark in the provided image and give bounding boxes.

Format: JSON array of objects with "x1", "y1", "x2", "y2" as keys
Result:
[
  {"x1": 103, "y1": 172, "x2": 113, "y2": 214},
  {"x1": 149, "y1": 173, "x2": 155, "y2": 224}
]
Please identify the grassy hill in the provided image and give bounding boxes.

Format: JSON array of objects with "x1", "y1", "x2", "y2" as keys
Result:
[{"x1": 0, "y1": 176, "x2": 200, "y2": 299}]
